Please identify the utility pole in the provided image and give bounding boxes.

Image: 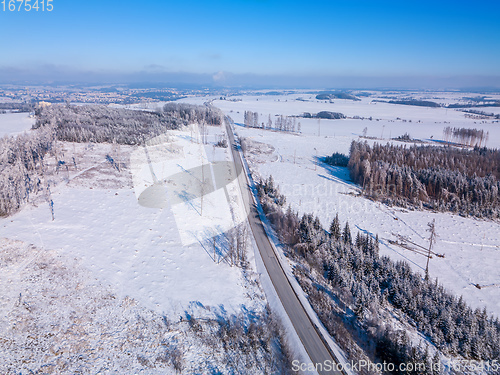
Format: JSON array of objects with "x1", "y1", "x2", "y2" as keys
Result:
[
  {"x1": 314, "y1": 148, "x2": 317, "y2": 171},
  {"x1": 200, "y1": 151, "x2": 204, "y2": 216},
  {"x1": 425, "y1": 219, "x2": 437, "y2": 281}
]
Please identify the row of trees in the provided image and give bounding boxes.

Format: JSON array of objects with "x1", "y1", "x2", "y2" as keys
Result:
[
  {"x1": 347, "y1": 141, "x2": 500, "y2": 218},
  {"x1": 256, "y1": 177, "x2": 500, "y2": 372},
  {"x1": 243, "y1": 111, "x2": 259, "y2": 128},
  {"x1": 302, "y1": 111, "x2": 346, "y2": 119},
  {"x1": 316, "y1": 92, "x2": 360, "y2": 101},
  {"x1": 243, "y1": 111, "x2": 301, "y2": 133},
  {"x1": 272, "y1": 114, "x2": 301, "y2": 132},
  {"x1": 443, "y1": 126, "x2": 490, "y2": 147},
  {"x1": 462, "y1": 109, "x2": 500, "y2": 120},
  {"x1": 388, "y1": 100, "x2": 441, "y2": 108},
  {"x1": 448, "y1": 102, "x2": 500, "y2": 109},
  {"x1": 0, "y1": 102, "x2": 34, "y2": 113}
]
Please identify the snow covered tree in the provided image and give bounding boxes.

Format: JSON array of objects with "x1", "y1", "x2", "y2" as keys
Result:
[
  {"x1": 253, "y1": 112, "x2": 259, "y2": 128},
  {"x1": 342, "y1": 221, "x2": 352, "y2": 245},
  {"x1": 329, "y1": 213, "x2": 341, "y2": 240}
]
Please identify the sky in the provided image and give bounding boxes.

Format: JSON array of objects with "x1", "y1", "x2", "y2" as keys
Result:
[{"x1": 0, "y1": 0, "x2": 499, "y2": 88}]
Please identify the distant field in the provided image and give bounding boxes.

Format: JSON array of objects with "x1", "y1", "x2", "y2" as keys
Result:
[{"x1": 205, "y1": 91, "x2": 500, "y2": 149}]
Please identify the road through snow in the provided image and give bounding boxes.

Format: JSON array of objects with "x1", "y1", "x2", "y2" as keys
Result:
[{"x1": 225, "y1": 120, "x2": 346, "y2": 375}]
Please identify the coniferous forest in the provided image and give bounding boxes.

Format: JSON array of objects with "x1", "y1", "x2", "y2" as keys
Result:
[
  {"x1": 35, "y1": 105, "x2": 184, "y2": 145},
  {"x1": 346, "y1": 141, "x2": 500, "y2": 219},
  {"x1": 257, "y1": 176, "x2": 500, "y2": 373}
]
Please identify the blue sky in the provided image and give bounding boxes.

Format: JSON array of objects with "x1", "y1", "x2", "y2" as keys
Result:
[{"x1": 0, "y1": 0, "x2": 499, "y2": 86}]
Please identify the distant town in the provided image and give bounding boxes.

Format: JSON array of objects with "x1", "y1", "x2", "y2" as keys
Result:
[{"x1": 0, "y1": 84, "x2": 217, "y2": 105}]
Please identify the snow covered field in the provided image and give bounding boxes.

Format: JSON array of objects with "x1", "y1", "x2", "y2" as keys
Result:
[
  {"x1": 131, "y1": 125, "x2": 246, "y2": 247},
  {"x1": 0, "y1": 112, "x2": 35, "y2": 136},
  {"x1": 0, "y1": 236, "x2": 286, "y2": 374},
  {"x1": 0, "y1": 126, "x2": 257, "y2": 319},
  {"x1": 202, "y1": 91, "x2": 500, "y2": 318},
  {"x1": 0, "y1": 121, "x2": 296, "y2": 372}
]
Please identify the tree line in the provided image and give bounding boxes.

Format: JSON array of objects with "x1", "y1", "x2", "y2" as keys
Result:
[
  {"x1": 162, "y1": 102, "x2": 224, "y2": 126},
  {"x1": 447, "y1": 102, "x2": 500, "y2": 109},
  {"x1": 243, "y1": 111, "x2": 301, "y2": 133},
  {"x1": 346, "y1": 141, "x2": 500, "y2": 219},
  {"x1": 0, "y1": 102, "x2": 34, "y2": 113},
  {"x1": 388, "y1": 100, "x2": 441, "y2": 108},
  {"x1": 256, "y1": 175, "x2": 500, "y2": 373},
  {"x1": 443, "y1": 126, "x2": 490, "y2": 147},
  {"x1": 316, "y1": 91, "x2": 360, "y2": 101},
  {"x1": 302, "y1": 111, "x2": 346, "y2": 119},
  {"x1": 462, "y1": 109, "x2": 500, "y2": 120}
]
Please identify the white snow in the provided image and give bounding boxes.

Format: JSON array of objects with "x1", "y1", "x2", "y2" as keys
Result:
[
  {"x1": 0, "y1": 237, "x2": 284, "y2": 374},
  {"x1": 0, "y1": 125, "x2": 257, "y2": 321},
  {"x1": 130, "y1": 125, "x2": 246, "y2": 247},
  {"x1": 0, "y1": 112, "x2": 35, "y2": 136}
]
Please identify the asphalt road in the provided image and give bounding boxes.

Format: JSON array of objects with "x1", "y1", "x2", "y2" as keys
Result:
[{"x1": 225, "y1": 122, "x2": 345, "y2": 375}]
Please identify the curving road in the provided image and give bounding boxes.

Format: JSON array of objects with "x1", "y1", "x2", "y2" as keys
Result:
[{"x1": 225, "y1": 121, "x2": 345, "y2": 375}]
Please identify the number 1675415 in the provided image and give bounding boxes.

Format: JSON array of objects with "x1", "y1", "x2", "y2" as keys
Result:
[{"x1": 1, "y1": 0, "x2": 53, "y2": 11}]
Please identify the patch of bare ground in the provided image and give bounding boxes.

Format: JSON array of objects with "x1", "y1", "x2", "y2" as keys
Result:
[
  {"x1": 50, "y1": 141, "x2": 134, "y2": 190},
  {"x1": 240, "y1": 137, "x2": 279, "y2": 164}
]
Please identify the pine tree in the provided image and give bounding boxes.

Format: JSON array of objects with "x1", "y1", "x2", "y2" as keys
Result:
[
  {"x1": 355, "y1": 231, "x2": 362, "y2": 248},
  {"x1": 329, "y1": 213, "x2": 341, "y2": 240},
  {"x1": 342, "y1": 221, "x2": 352, "y2": 245}
]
